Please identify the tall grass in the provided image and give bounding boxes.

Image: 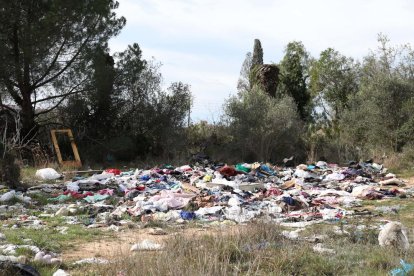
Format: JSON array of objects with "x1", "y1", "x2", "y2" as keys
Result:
[{"x1": 79, "y1": 222, "x2": 413, "y2": 276}]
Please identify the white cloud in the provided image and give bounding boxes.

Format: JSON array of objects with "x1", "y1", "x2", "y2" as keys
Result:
[{"x1": 110, "y1": 0, "x2": 414, "y2": 121}]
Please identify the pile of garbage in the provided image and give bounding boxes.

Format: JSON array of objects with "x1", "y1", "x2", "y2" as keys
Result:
[
  {"x1": 23, "y1": 160, "x2": 410, "y2": 226},
  {"x1": 0, "y1": 160, "x2": 411, "y2": 275}
]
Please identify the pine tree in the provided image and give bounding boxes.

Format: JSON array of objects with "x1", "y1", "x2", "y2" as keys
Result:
[{"x1": 251, "y1": 39, "x2": 264, "y2": 71}]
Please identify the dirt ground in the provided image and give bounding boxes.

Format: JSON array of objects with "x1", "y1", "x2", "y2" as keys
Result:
[{"x1": 62, "y1": 226, "x2": 230, "y2": 261}]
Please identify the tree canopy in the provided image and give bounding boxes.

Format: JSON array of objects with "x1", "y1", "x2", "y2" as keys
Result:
[{"x1": 0, "y1": 0, "x2": 125, "y2": 137}]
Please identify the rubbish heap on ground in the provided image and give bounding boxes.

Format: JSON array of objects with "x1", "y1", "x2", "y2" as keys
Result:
[
  {"x1": 0, "y1": 160, "x2": 412, "y2": 274},
  {"x1": 29, "y1": 160, "x2": 411, "y2": 226}
]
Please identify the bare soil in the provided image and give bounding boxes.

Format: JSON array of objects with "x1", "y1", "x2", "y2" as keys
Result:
[{"x1": 62, "y1": 226, "x2": 228, "y2": 261}]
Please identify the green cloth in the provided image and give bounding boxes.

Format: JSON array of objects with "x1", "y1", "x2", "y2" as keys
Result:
[
  {"x1": 48, "y1": 194, "x2": 71, "y2": 202},
  {"x1": 84, "y1": 194, "x2": 109, "y2": 203},
  {"x1": 236, "y1": 163, "x2": 250, "y2": 173}
]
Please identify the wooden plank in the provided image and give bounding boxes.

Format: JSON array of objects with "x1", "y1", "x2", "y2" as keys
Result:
[
  {"x1": 50, "y1": 129, "x2": 82, "y2": 168},
  {"x1": 62, "y1": 170, "x2": 102, "y2": 175}
]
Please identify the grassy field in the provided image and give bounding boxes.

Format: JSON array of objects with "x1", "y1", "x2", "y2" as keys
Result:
[
  {"x1": 4, "y1": 167, "x2": 414, "y2": 275},
  {"x1": 76, "y1": 221, "x2": 410, "y2": 276}
]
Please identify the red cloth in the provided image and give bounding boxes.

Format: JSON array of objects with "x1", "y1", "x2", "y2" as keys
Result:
[
  {"x1": 137, "y1": 185, "x2": 145, "y2": 191},
  {"x1": 63, "y1": 190, "x2": 93, "y2": 199},
  {"x1": 219, "y1": 166, "x2": 238, "y2": 177},
  {"x1": 264, "y1": 188, "x2": 282, "y2": 197},
  {"x1": 97, "y1": 189, "x2": 114, "y2": 195},
  {"x1": 105, "y1": 168, "x2": 121, "y2": 175}
]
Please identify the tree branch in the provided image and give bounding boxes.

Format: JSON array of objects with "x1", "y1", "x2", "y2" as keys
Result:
[
  {"x1": 33, "y1": 86, "x2": 86, "y2": 105},
  {"x1": 33, "y1": 19, "x2": 100, "y2": 89},
  {"x1": 31, "y1": 37, "x2": 67, "y2": 88},
  {"x1": 34, "y1": 94, "x2": 71, "y2": 117},
  {"x1": 0, "y1": 103, "x2": 18, "y2": 114},
  {"x1": 5, "y1": 79, "x2": 22, "y2": 105}
]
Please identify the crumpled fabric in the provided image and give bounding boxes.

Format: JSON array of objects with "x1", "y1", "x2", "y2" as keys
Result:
[
  {"x1": 63, "y1": 190, "x2": 93, "y2": 199},
  {"x1": 219, "y1": 166, "x2": 238, "y2": 177},
  {"x1": 48, "y1": 194, "x2": 72, "y2": 202},
  {"x1": 223, "y1": 206, "x2": 260, "y2": 223},
  {"x1": 84, "y1": 194, "x2": 110, "y2": 203},
  {"x1": 97, "y1": 189, "x2": 114, "y2": 196},
  {"x1": 148, "y1": 190, "x2": 194, "y2": 209}
]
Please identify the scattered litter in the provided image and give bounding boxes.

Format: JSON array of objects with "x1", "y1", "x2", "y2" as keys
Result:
[
  {"x1": 0, "y1": 190, "x2": 16, "y2": 202},
  {"x1": 7, "y1": 160, "x2": 406, "y2": 228},
  {"x1": 53, "y1": 269, "x2": 70, "y2": 276},
  {"x1": 0, "y1": 160, "x2": 410, "y2": 271},
  {"x1": 107, "y1": 225, "x2": 119, "y2": 232},
  {"x1": 313, "y1": 243, "x2": 336, "y2": 254},
  {"x1": 35, "y1": 168, "x2": 61, "y2": 180},
  {"x1": 34, "y1": 251, "x2": 61, "y2": 264},
  {"x1": 375, "y1": 205, "x2": 401, "y2": 214},
  {"x1": 379, "y1": 178, "x2": 404, "y2": 186},
  {"x1": 333, "y1": 226, "x2": 350, "y2": 236},
  {"x1": 73, "y1": 258, "x2": 110, "y2": 265},
  {"x1": 0, "y1": 255, "x2": 27, "y2": 263},
  {"x1": 378, "y1": 221, "x2": 409, "y2": 251},
  {"x1": 282, "y1": 229, "x2": 305, "y2": 240},
  {"x1": 0, "y1": 244, "x2": 40, "y2": 255},
  {"x1": 130, "y1": 240, "x2": 164, "y2": 251},
  {"x1": 148, "y1": 228, "x2": 167, "y2": 235},
  {"x1": 56, "y1": 226, "x2": 68, "y2": 234},
  {"x1": 0, "y1": 261, "x2": 39, "y2": 276},
  {"x1": 390, "y1": 259, "x2": 414, "y2": 276}
]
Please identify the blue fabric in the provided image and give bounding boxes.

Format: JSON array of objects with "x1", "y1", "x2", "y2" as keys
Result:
[
  {"x1": 282, "y1": 196, "x2": 295, "y2": 206},
  {"x1": 390, "y1": 260, "x2": 414, "y2": 276},
  {"x1": 180, "y1": 210, "x2": 196, "y2": 220},
  {"x1": 140, "y1": 175, "x2": 151, "y2": 181}
]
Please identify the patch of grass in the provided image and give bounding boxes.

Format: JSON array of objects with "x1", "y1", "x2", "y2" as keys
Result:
[
  {"x1": 40, "y1": 215, "x2": 67, "y2": 226},
  {"x1": 20, "y1": 167, "x2": 38, "y2": 182},
  {"x1": 0, "y1": 262, "x2": 61, "y2": 276},
  {"x1": 29, "y1": 262, "x2": 63, "y2": 276},
  {"x1": 20, "y1": 165, "x2": 65, "y2": 187},
  {"x1": 0, "y1": 196, "x2": 27, "y2": 206},
  {"x1": 361, "y1": 198, "x2": 403, "y2": 207},
  {"x1": 143, "y1": 220, "x2": 167, "y2": 229},
  {"x1": 79, "y1": 221, "x2": 414, "y2": 276},
  {"x1": 360, "y1": 198, "x2": 414, "y2": 227},
  {"x1": 14, "y1": 247, "x2": 36, "y2": 258},
  {"x1": 2, "y1": 224, "x2": 109, "y2": 253},
  {"x1": 390, "y1": 168, "x2": 414, "y2": 179},
  {"x1": 28, "y1": 192, "x2": 52, "y2": 206}
]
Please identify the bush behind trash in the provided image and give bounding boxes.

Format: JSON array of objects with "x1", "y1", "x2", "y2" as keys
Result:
[{"x1": 0, "y1": 142, "x2": 20, "y2": 189}]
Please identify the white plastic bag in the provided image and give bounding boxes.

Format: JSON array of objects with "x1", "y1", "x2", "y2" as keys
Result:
[
  {"x1": 0, "y1": 190, "x2": 15, "y2": 202},
  {"x1": 15, "y1": 193, "x2": 31, "y2": 203},
  {"x1": 66, "y1": 182, "x2": 79, "y2": 192},
  {"x1": 35, "y1": 168, "x2": 61, "y2": 180},
  {"x1": 53, "y1": 269, "x2": 70, "y2": 276},
  {"x1": 34, "y1": 251, "x2": 61, "y2": 264},
  {"x1": 130, "y1": 239, "x2": 163, "y2": 251}
]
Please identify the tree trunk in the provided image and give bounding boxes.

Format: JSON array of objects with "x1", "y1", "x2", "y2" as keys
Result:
[{"x1": 20, "y1": 91, "x2": 38, "y2": 141}]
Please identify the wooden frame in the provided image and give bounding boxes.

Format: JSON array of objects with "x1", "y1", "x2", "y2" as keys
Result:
[{"x1": 50, "y1": 129, "x2": 82, "y2": 168}]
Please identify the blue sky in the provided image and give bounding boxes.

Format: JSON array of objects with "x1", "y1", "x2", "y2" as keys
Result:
[{"x1": 109, "y1": 0, "x2": 414, "y2": 122}]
